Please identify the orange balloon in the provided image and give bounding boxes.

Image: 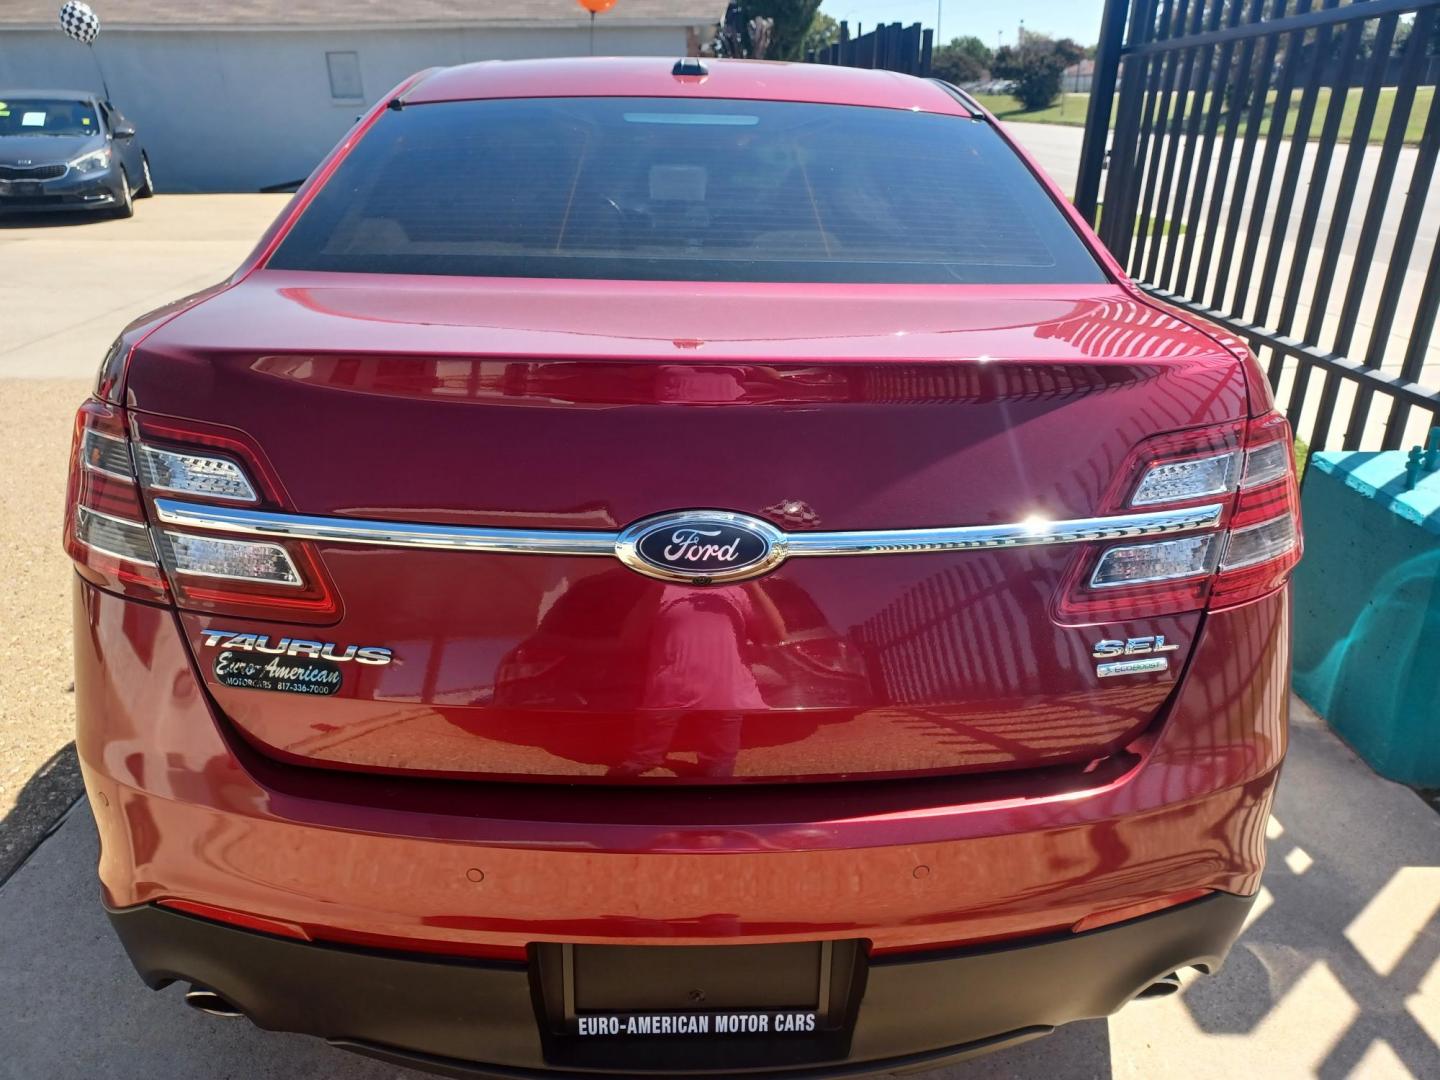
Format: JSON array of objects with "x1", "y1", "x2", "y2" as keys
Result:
[{"x1": 576, "y1": 0, "x2": 617, "y2": 12}]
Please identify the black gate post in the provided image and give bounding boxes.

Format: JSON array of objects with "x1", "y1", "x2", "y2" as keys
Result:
[{"x1": 1074, "y1": 0, "x2": 1133, "y2": 223}]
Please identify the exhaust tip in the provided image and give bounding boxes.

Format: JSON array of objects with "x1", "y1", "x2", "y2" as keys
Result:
[
  {"x1": 1136, "y1": 972, "x2": 1182, "y2": 999},
  {"x1": 184, "y1": 986, "x2": 244, "y2": 1019}
]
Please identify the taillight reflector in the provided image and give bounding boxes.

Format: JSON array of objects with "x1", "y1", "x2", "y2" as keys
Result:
[
  {"x1": 75, "y1": 507, "x2": 158, "y2": 566},
  {"x1": 156, "y1": 531, "x2": 303, "y2": 586},
  {"x1": 1090, "y1": 533, "x2": 1218, "y2": 589},
  {"x1": 64, "y1": 402, "x2": 168, "y2": 602},
  {"x1": 1240, "y1": 438, "x2": 1291, "y2": 490},
  {"x1": 80, "y1": 428, "x2": 133, "y2": 480},
  {"x1": 1130, "y1": 451, "x2": 1238, "y2": 507},
  {"x1": 1221, "y1": 516, "x2": 1298, "y2": 572},
  {"x1": 157, "y1": 898, "x2": 311, "y2": 941},
  {"x1": 138, "y1": 444, "x2": 259, "y2": 503},
  {"x1": 1209, "y1": 417, "x2": 1302, "y2": 608}
]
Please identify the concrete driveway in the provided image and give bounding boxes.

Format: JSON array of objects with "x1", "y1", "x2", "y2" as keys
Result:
[
  {"x1": 0, "y1": 193, "x2": 286, "y2": 380},
  {"x1": 2, "y1": 196, "x2": 1438, "y2": 1079}
]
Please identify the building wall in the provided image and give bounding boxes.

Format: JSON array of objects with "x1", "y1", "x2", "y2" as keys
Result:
[{"x1": 0, "y1": 25, "x2": 694, "y2": 191}]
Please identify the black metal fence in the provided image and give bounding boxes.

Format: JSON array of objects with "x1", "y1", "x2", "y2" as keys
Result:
[
  {"x1": 808, "y1": 22, "x2": 933, "y2": 77},
  {"x1": 1078, "y1": 0, "x2": 1440, "y2": 452}
]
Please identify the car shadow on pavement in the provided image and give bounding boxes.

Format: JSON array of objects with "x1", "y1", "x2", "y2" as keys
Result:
[
  {"x1": 1172, "y1": 707, "x2": 1440, "y2": 1077},
  {"x1": 897, "y1": 1021, "x2": 1113, "y2": 1079},
  {"x1": 0, "y1": 800, "x2": 1118, "y2": 1080},
  {"x1": 0, "y1": 212, "x2": 115, "y2": 228},
  {"x1": 0, "y1": 740, "x2": 83, "y2": 886}
]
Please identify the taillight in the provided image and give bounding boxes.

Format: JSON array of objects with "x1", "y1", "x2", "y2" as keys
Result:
[
  {"x1": 1057, "y1": 413, "x2": 1301, "y2": 622},
  {"x1": 64, "y1": 401, "x2": 168, "y2": 602},
  {"x1": 63, "y1": 400, "x2": 339, "y2": 622},
  {"x1": 1089, "y1": 533, "x2": 1220, "y2": 591},
  {"x1": 1210, "y1": 413, "x2": 1303, "y2": 608},
  {"x1": 137, "y1": 444, "x2": 260, "y2": 502}
]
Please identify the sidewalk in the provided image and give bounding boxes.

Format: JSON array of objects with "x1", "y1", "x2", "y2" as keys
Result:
[{"x1": 2, "y1": 699, "x2": 1435, "y2": 1079}]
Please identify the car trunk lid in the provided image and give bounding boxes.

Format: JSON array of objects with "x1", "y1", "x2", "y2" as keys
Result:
[{"x1": 129, "y1": 272, "x2": 1244, "y2": 783}]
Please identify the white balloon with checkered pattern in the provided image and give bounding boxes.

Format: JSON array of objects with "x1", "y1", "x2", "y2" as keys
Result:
[{"x1": 58, "y1": 0, "x2": 100, "y2": 45}]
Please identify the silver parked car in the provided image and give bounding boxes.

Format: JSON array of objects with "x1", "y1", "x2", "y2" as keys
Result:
[{"x1": 0, "y1": 89, "x2": 153, "y2": 218}]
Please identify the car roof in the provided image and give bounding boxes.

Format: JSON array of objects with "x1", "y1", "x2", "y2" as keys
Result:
[{"x1": 405, "y1": 57, "x2": 975, "y2": 117}]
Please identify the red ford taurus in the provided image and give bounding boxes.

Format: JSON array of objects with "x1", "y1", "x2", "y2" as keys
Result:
[{"x1": 68, "y1": 58, "x2": 1299, "y2": 1077}]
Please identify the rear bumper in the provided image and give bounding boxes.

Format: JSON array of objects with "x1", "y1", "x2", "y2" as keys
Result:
[
  {"x1": 108, "y1": 891, "x2": 1254, "y2": 1077},
  {"x1": 78, "y1": 576, "x2": 1288, "y2": 1073},
  {"x1": 77, "y1": 579, "x2": 1289, "y2": 954}
]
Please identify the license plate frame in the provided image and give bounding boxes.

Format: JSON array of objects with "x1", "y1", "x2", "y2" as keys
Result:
[{"x1": 532, "y1": 939, "x2": 866, "y2": 1071}]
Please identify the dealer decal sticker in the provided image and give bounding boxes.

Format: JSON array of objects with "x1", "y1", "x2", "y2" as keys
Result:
[
  {"x1": 213, "y1": 651, "x2": 343, "y2": 695},
  {"x1": 576, "y1": 1011, "x2": 817, "y2": 1037},
  {"x1": 199, "y1": 629, "x2": 393, "y2": 695}
]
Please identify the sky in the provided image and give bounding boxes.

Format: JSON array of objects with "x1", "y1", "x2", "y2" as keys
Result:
[{"x1": 819, "y1": 0, "x2": 1109, "y2": 49}]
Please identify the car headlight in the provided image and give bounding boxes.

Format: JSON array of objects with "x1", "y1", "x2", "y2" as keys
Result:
[{"x1": 68, "y1": 148, "x2": 112, "y2": 174}]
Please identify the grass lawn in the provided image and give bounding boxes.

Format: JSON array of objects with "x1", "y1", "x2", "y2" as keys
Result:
[
  {"x1": 1294, "y1": 436, "x2": 1310, "y2": 477},
  {"x1": 975, "y1": 85, "x2": 1433, "y2": 145},
  {"x1": 975, "y1": 92, "x2": 1092, "y2": 127},
  {"x1": 1095, "y1": 203, "x2": 1186, "y2": 237}
]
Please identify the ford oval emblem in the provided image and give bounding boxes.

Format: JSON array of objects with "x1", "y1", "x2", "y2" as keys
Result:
[{"x1": 616, "y1": 511, "x2": 787, "y2": 584}]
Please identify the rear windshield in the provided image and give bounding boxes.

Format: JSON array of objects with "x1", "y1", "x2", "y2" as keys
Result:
[
  {"x1": 270, "y1": 96, "x2": 1106, "y2": 285},
  {"x1": 0, "y1": 98, "x2": 98, "y2": 137}
]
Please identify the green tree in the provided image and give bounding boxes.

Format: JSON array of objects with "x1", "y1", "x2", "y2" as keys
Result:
[
  {"x1": 992, "y1": 34, "x2": 1085, "y2": 110},
  {"x1": 950, "y1": 35, "x2": 994, "y2": 71},
  {"x1": 932, "y1": 45, "x2": 984, "y2": 84},
  {"x1": 931, "y1": 34, "x2": 993, "y2": 84},
  {"x1": 802, "y1": 11, "x2": 840, "y2": 57},
  {"x1": 715, "y1": 1, "x2": 824, "y2": 60}
]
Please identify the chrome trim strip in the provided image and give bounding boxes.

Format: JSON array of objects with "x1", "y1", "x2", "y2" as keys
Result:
[
  {"x1": 154, "y1": 498, "x2": 1225, "y2": 562},
  {"x1": 152, "y1": 499, "x2": 619, "y2": 556},
  {"x1": 785, "y1": 504, "x2": 1225, "y2": 557}
]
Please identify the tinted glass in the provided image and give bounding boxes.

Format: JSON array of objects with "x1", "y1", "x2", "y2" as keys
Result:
[
  {"x1": 270, "y1": 97, "x2": 1105, "y2": 285},
  {"x1": 0, "y1": 98, "x2": 99, "y2": 137}
]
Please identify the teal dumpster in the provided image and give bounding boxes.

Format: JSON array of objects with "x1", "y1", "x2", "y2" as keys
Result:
[{"x1": 1292, "y1": 450, "x2": 1440, "y2": 787}]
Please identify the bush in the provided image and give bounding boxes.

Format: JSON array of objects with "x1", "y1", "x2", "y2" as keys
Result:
[
  {"x1": 931, "y1": 35, "x2": 993, "y2": 85},
  {"x1": 801, "y1": 12, "x2": 839, "y2": 56},
  {"x1": 992, "y1": 35, "x2": 1085, "y2": 111}
]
